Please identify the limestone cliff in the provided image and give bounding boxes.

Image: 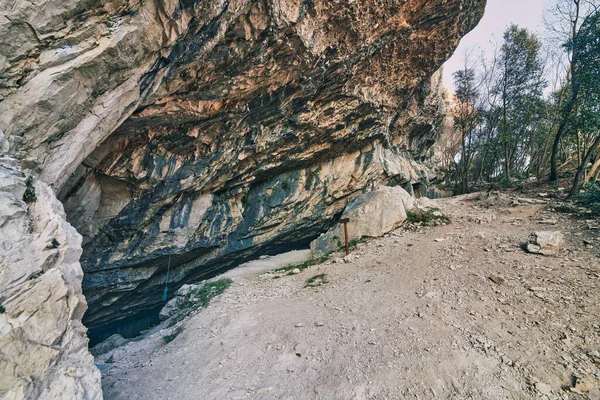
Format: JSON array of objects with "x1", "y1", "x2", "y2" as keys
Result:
[
  {"x1": 1, "y1": 0, "x2": 485, "y2": 352},
  {"x1": 0, "y1": 159, "x2": 101, "y2": 399}
]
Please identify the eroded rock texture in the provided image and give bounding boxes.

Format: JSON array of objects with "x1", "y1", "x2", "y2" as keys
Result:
[
  {"x1": 1, "y1": 0, "x2": 485, "y2": 343},
  {"x1": 0, "y1": 159, "x2": 101, "y2": 399}
]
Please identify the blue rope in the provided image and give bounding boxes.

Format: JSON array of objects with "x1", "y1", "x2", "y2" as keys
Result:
[{"x1": 162, "y1": 254, "x2": 172, "y2": 302}]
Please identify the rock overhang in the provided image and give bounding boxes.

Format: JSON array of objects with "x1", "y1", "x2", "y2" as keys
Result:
[{"x1": 0, "y1": 0, "x2": 487, "y2": 340}]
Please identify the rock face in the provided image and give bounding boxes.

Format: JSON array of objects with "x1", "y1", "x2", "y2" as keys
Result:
[
  {"x1": 311, "y1": 186, "x2": 414, "y2": 257},
  {"x1": 0, "y1": 160, "x2": 101, "y2": 399},
  {"x1": 0, "y1": 0, "x2": 486, "y2": 342}
]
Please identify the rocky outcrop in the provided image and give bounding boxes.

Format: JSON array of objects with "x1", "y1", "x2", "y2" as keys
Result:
[
  {"x1": 310, "y1": 185, "x2": 415, "y2": 257},
  {"x1": 1, "y1": 0, "x2": 486, "y2": 343},
  {"x1": 0, "y1": 160, "x2": 101, "y2": 399}
]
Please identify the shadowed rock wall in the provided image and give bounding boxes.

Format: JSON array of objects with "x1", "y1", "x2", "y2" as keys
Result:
[{"x1": 0, "y1": 0, "x2": 486, "y2": 345}]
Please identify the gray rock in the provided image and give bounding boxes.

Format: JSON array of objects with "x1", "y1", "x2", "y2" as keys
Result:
[
  {"x1": 310, "y1": 186, "x2": 414, "y2": 257},
  {"x1": 90, "y1": 334, "x2": 129, "y2": 357},
  {"x1": 527, "y1": 231, "x2": 565, "y2": 256}
]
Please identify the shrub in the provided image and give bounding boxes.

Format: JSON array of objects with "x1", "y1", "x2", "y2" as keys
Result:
[
  {"x1": 554, "y1": 204, "x2": 577, "y2": 213},
  {"x1": 406, "y1": 208, "x2": 450, "y2": 226},
  {"x1": 574, "y1": 184, "x2": 600, "y2": 216}
]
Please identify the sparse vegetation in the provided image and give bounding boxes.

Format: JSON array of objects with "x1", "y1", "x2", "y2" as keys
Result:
[
  {"x1": 169, "y1": 278, "x2": 233, "y2": 326},
  {"x1": 185, "y1": 278, "x2": 233, "y2": 310},
  {"x1": 0, "y1": 304, "x2": 5, "y2": 314},
  {"x1": 574, "y1": 184, "x2": 600, "y2": 216},
  {"x1": 273, "y1": 256, "x2": 329, "y2": 275},
  {"x1": 349, "y1": 237, "x2": 366, "y2": 250},
  {"x1": 51, "y1": 238, "x2": 59, "y2": 249},
  {"x1": 162, "y1": 326, "x2": 183, "y2": 344},
  {"x1": 305, "y1": 169, "x2": 317, "y2": 190},
  {"x1": 305, "y1": 273, "x2": 328, "y2": 288},
  {"x1": 23, "y1": 177, "x2": 37, "y2": 203},
  {"x1": 406, "y1": 208, "x2": 450, "y2": 226},
  {"x1": 554, "y1": 204, "x2": 577, "y2": 213}
]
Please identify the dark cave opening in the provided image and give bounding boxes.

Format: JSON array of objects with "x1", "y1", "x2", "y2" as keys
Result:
[{"x1": 86, "y1": 232, "x2": 322, "y2": 348}]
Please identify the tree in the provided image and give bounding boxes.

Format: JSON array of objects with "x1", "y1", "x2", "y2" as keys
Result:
[
  {"x1": 567, "y1": 9, "x2": 600, "y2": 195},
  {"x1": 548, "y1": 0, "x2": 600, "y2": 181},
  {"x1": 452, "y1": 63, "x2": 480, "y2": 193},
  {"x1": 493, "y1": 25, "x2": 546, "y2": 181}
]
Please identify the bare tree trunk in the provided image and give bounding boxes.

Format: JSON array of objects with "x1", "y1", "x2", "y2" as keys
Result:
[
  {"x1": 551, "y1": 0, "x2": 581, "y2": 182},
  {"x1": 589, "y1": 157, "x2": 600, "y2": 184},
  {"x1": 569, "y1": 133, "x2": 600, "y2": 197}
]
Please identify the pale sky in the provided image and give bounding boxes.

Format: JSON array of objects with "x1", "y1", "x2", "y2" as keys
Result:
[{"x1": 443, "y1": 0, "x2": 548, "y2": 91}]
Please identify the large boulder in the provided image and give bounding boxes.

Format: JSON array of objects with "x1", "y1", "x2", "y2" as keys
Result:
[
  {"x1": 0, "y1": 160, "x2": 101, "y2": 399},
  {"x1": 310, "y1": 186, "x2": 414, "y2": 257}
]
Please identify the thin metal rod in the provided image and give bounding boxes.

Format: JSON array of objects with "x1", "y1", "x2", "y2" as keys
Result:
[{"x1": 344, "y1": 222, "x2": 349, "y2": 256}]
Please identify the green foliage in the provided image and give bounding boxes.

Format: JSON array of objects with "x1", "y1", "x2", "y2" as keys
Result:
[
  {"x1": 168, "y1": 278, "x2": 233, "y2": 326},
  {"x1": 273, "y1": 256, "x2": 329, "y2": 275},
  {"x1": 0, "y1": 305, "x2": 5, "y2": 314},
  {"x1": 23, "y1": 177, "x2": 37, "y2": 203},
  {"x1": 554, "y1": 204, "x2": 577, "y2": 214},
  {"x1": 186, "y1": 279, "x2": 233, "y2": 310},
  {"x1": 406, "y1": 208, "x2": 450, "y2": 226},
  {"x1": 567, "y1": 10, "x2": 600, "y2": 135},
  {"x1": 590, "y1": 203, "x2": 600, "y2": 216},
  {"x1": 333, "y1": 236, "x2": 343, "y2": 248},
  {"x1": 349, "y1": 237, "x2": 366, "y2": 250},
  {"x1": 271, "y1": 256, "x2": 330, "y2": 280},
  {"x1": 51, "y1": 238, "x2": 59, "y2": 249},
  {"x1": 574, "y1": 184, "x2": 600, "y2": 216},
  {"x1": 305, "y1": 274, "x2": 328, "y2": 288},
  {"x1": 162, "y1": 326, "x2": 183, "y2": 344}
]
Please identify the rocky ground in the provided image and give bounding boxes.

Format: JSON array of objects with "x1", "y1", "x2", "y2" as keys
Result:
[{"x1": 100, "y1": 191, "x2": 600, "y2": 400}]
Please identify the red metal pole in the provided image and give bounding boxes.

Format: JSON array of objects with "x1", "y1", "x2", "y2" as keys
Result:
[
  {"x1": 339, "y1": 217, "x2": 350, "y2": 255},
  {"x1": 344, "y1": 222, "x2": 349, "y2": 255}
]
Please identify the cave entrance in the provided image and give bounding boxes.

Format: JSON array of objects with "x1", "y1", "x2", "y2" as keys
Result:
[{"x1": 85, "y1": 233, "x2": 320, "y2": 348}]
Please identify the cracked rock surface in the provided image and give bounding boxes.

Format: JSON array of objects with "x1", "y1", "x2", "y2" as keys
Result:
[
  {"x1": 1, "y1": 0, "x2": 485, "y2": 349},
  {"x1": 0, "y1": 159, "x2": 101, "y2": 399}
]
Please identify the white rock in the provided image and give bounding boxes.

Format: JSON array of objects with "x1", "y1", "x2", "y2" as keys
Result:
[{"x1": 0, "y1": 161, "x2": 101, "y2": 400}]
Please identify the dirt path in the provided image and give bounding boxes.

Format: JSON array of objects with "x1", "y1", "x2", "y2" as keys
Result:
[{"x1": 101, "y1": 193, "x2": 600, "y2": 400}]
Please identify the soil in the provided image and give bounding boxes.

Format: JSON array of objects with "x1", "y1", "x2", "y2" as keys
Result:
[{"x1": 100, "y1": 191, "x2": 600, "y2": 400}]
